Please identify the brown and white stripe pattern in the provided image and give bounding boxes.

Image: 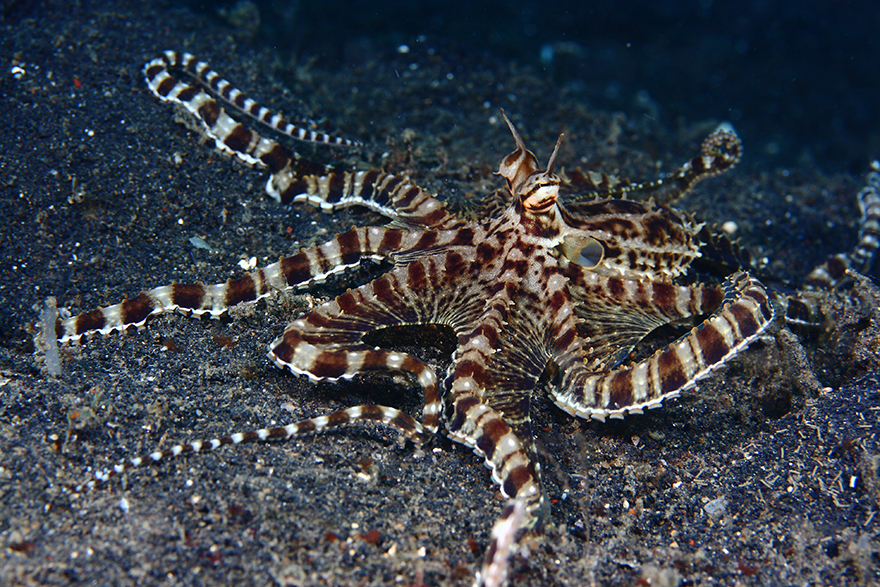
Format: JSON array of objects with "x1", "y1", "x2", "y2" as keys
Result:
[
  {"x1": 563, "y1": 198, "x2": 703, "y2": 280},
  {"x1": 802, "y1": 167, "x2": 880, "y2": 289},
  {"x1": 63, "y1": 72, "x2": 845, "y2": 587},
  {"x1": 267, "y1": 316, "x2": 443, "y2": 435},
  {"x1": 143, "y1": 51, "x2": 356, "y2": 208},
  {"x1": 56, "y1": 226, "x2": 413, "y2": 343},
  {"x1": 565, "y1": 270, "x2": 726, "y2": 372},
  {"x1": 444, "y1": 393, "x2": 543, "y2": 517},
  {"x1": 566, "y1": 123, "x2": 742, "y2": 205},
  {"x1": 852, "y1": 169, "x2": 880, "y2": 272},
  {"x1": 551, "y1": 271, "x2": 774, "y2": 421},
  {"x1": 144, "y1": 52, "x2": 463, "y2": 230},
  {"x1": 472, "y1": 500, "x2": 526, "y2": 587},
  {"x1": 784, "y1": 166, "x2": 880, "y2": 329},
  {"x1": 279, "y1": 167, "x2": 464, "y2": 229},
  {"x1": 144, "y1": 51, "x2": 358, "y2": 150},
  {"x1": 81, "y1": 404, "x2": 426, "y2": 490},
  {"x1": 263, "y1": 223, "x2": 519, "y2": 436}
]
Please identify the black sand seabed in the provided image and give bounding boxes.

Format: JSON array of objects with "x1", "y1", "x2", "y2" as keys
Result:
[{"x1": 1, "y1": 2, "x2": 879, "y2": 585}]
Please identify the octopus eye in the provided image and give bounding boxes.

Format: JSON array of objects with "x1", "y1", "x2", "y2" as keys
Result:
[{"x1": 561, "y1": 235, "x2": 604, "y2": 268}]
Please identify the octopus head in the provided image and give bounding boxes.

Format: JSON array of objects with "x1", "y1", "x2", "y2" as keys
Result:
[{"x1": 497, "y1": 110, "x2": 563, "y2": 213}]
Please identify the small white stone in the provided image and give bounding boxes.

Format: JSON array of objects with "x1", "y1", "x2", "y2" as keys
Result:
[
  {"x1": 238, "y1": 256, "x2": 257, "y2": 270},
  {"x1": 703, "y1": 496, "x2": 727, "y2": 519}
]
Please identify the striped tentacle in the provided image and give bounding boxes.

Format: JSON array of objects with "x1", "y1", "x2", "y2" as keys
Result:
[
  {"x1": 57, "y1": 227, "x2": 405, "y2": 343},
  {"x1": 786, "y1": 168, "x2": 880, "y2": 328},
  {"x1": 473, "y1": 500, "x2": 526, "y2": 587},
  {"x1": 456, "y1": 285, "x2": 572, "y2": 530},
  {"x1": 79, "y1": 404, "x2": 424, "y2": 490},
  {"x1": 144, "y1": 51, "x2": 358, "y2": 150},
  {"x1": 561, "y1": 167, "x2": 637, "y2": 199},
  {"x1": 475, "y1": 292, "x2": 555, "y2": 445},
  {"x1": 446, "y1": 250, "x2": 562, "y2": 439},
  {"x1": 565, "y1": 269, "x2": 726, "y2": 372},
  {"x1": 566, "y1": 124, "x2": 741, "y2": 205},
  {"x1": 551, "y1": 271, "x2": 774, "y2": 421},
  {"x1": 144, "y1": 52, "x2": 357, "y2": 208},
  {"x1": 143, "y1": 51, "x2": 463, "y2": 229},
  {"x1": 267, "y1": 245, "x2": 481, "y2": 435},
  {"x1": 440, "y1": 282, "x2": 561, "y2": 529},
  {"x1": 444, "y1": 392, "x2": 544, "y2": 526},
  {"x1": 268, "y1": 325, "x2": 441, "y2": 437},
  {"x1": 782, "y1": 290, "x2": 826, "y2": 331},
  {"x1": 852, "y1": 169, "x2": 880, "y2": 273},
  {"x1": 561, "y1": 199, "x2": 702, "y2": 281},
  {"x1": 653, "y1": 123, "x2": 743, "y2": 206},
  {"x1": 277, "y1": 167, "x2": 464, "y2": 229},
  {"x1": 804, "y1": 168, "x2": 880, "y2": 289}
]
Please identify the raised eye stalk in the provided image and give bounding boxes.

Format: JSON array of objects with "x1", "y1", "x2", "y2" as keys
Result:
[{"x1": 498, "y1": 110, "x2": 564, "y2": 212}]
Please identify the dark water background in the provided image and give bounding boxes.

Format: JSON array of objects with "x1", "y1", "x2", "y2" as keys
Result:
[{"x1": 188, "y1": 0, "x2": 880, "y2": 173}]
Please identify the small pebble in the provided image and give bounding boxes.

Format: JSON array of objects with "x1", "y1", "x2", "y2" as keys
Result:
[{"x1": 703, "y1": 496, "x2": 727, "y2": 519}]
